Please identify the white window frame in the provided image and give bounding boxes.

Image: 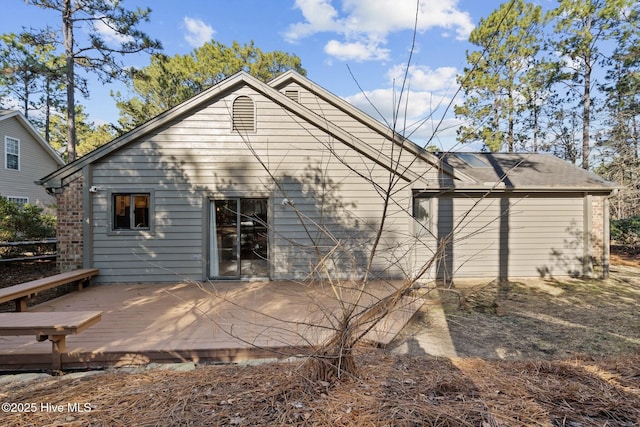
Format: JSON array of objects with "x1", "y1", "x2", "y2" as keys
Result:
[
  {"x1": 6, "y1": 196, "x2": 29, "y2": 208},
  {"x1": 4, "y1": 136, "x2": 20, "y2": 171}
]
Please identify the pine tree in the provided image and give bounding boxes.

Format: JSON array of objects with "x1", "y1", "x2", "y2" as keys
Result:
[
  {"x1": 551, "y1": 0, "x2": 634, "y2": 169},
  {"x1": 455, "y1": 0, "x2": 544, "y2": 152},
  {"x1": 598, "y1": 3, "x2": 640, "y2": 217},
  {"x1": 114, "y1": 40, "x2": 305, "y2": 132},
  {"x1": 25, "y1": 0, "x2": 161, "y2": 161}
]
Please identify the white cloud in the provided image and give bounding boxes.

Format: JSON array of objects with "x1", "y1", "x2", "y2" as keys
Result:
[
  {"x1": 340, "y1": 0, "x2": 473, "y2": 39},
  {"x1": 346, "y1": 87, "x2": 451, "y2": 125},
  {"x1": 347, "y1": 87, "x2": 464, "y2": 148},
  {"x1": 408, "y1": 117, "x2": 464, "y2": 149},
  {"x1": 386, "y1": 65, "x2": 458, "y2": 92},
  {"x1": 324, "y1": 39, "x2": 390, "y2": 61},
  {"x1": 183, "y1": 17, "x2": 215, "y2": 48},
  {"x1": 285, "y1": 0, "x2": 474, "y2": 61},
  {"x1": 285, "y1": 0, "x2": 342, "y2": 41},
  {"x1": 94, "y1": 18, "x2": 134, "y2": 44},
  {"x1": 1, "y1": 96, "x2": 22, "y2": 111},
  {"x1": 344, "y1": 63, "x2": 464, "y2": 147}
]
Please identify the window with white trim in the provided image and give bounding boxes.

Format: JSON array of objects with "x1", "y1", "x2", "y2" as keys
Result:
[
  {"x1": 7, "y1": 196, "x2": 28, "y2": 208},
  {"x1": 5, "y1": 136, "x2": 19, "y2": 170}
]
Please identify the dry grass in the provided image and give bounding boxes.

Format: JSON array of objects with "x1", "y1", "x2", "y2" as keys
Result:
[
  {"x1": 1, "y1": 351, "x2": 639, "y2": 426},
  {"x1": 438, "y1": 263, "x2": 640, "y2": 360}
]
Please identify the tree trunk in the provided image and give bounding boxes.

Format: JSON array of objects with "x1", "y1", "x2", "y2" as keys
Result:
[
  {"x1": 44, "y1": 75, "x2": 51, "y2": 144},
  {"x1": 63, "y1": 0, "x2": 76, "y2": 162},
  {"x1": 582, "y1": 65, "x2": 591, "y2": 170},
  {"x1": 533, "y1": 98, "x2": 539, "y2": 152},
  {"x1": 22, "y1": 79, "x2": 29, "y2": 119},
  {"x1": 581, "y1": 15, "x2": 593, "y2": 170},
  {"x1": 493, "y1": 89, "x2": 500, "y2": 151},
  {"x1": 508, "y1": 87, "x2": 514, "y2": 152}
]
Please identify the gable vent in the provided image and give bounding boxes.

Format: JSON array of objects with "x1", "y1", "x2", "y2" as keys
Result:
[
  {"x1": 232, "y1": 96, "x2": 255, "y2": 132},
  {"x1": 284, "y1": 90, "x2": 300, "y2": 103}
]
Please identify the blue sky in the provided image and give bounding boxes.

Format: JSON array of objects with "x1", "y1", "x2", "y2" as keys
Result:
[{"x1": 4, "y1": 0, "x2": 554, "y2": 150}]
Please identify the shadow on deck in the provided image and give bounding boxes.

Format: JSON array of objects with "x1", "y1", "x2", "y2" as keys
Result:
[{"x1": 0, "y1": 280, "x2": 431, "y2": 371}]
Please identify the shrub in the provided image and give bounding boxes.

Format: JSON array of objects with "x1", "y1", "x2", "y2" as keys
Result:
[
  {"x1": 0, "y1": 196, "x2": 56, "y2": 242},
  {"x1": 610, "y1": 216, "x2": 640, "y2": 246}
]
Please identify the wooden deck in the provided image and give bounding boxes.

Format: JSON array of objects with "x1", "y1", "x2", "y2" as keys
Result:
[
  {"x1": 0, "y1": 280, "x2": 424, "y2": 371},
  {"x1": 0, "y1": 268, "x2": 99, "y2": 311}
]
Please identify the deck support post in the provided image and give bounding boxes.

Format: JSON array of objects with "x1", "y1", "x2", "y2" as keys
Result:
[
  {"x1": 50, "y1": 335, "x2": 66, "y2": 371},
  {"x1": 16, "y1": 297, "x2": 28, "y2": 312}
]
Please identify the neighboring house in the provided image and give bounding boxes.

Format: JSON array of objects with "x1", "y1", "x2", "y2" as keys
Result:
[
  {"x1": 38, "y1": 71, "x2": 617, "y2": 284},
  {"x1": 0, "y1": 110, "x2": 64, "y2": 209}
]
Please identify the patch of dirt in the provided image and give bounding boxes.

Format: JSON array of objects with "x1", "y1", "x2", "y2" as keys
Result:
[
  {"x1": 0, "y1": 259, "x2": 64, "y2": 312},
  {"x1": 611, "y1": 243, "x2": 640, "y2": 260},
  {"x1": 0, "y1": 259, "x2": 58, "y2": 286}
]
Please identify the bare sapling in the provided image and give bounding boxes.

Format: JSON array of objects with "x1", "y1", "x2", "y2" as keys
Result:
[{"x1": 199, "y1": 0, "x2": 526, "y2": 384}]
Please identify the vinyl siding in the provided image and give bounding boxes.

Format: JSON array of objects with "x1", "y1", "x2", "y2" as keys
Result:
[
  {"x1": 415, "y1": 193, "x2": 586, "y2": 280},
  {"x1": 0, "y1": 116, "x2": 59, "y2": 208},
  {"x1": 88, "y1": 87, "x2": 417, "y2": 283},
  {"x1": 276, "y1": 82, "x2": 442, "y2": 184}
]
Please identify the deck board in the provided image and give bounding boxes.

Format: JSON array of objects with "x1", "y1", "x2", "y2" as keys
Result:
[{"x1": 0, "y1": 280, "x2": 423, "y2": 370}]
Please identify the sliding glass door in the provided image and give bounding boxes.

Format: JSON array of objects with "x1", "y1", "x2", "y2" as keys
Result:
[{"x1": 210, "y1": 199, "x2": 268, "y2": 278}]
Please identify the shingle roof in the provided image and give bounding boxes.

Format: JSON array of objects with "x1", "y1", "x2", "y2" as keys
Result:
[{"x1": 437, "y1": 152, "x2": 616, "y2": 192}]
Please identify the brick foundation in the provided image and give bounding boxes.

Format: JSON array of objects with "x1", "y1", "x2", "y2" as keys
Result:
[{"x1": 55, "y1": 172, "x2": 84, "y2": 272}]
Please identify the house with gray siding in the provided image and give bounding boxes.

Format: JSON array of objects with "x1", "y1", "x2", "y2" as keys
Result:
[
  {"x1": 1, "y1": 110, "x2": 64, "y2": 209},
  {"x1": 38, "y1": 71, "x2": 616, "y2": 284}
]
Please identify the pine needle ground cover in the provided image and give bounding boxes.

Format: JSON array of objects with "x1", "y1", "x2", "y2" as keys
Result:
[
  {"x1": 2, "y1": 352, "x2": 639, "y2": 426},
  {"x1": 1, "y1": 256, "x2": 639, "y2": 426}
]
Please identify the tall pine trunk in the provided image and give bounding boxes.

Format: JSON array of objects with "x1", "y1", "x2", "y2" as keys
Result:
[{"x1": 63, "y1": 0, "x2": 76, "y2": 162}]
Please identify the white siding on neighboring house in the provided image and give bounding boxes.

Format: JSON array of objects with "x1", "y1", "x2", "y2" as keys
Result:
[{"x1": 0, "y1": 113, "x2": 62, "y2": 209}]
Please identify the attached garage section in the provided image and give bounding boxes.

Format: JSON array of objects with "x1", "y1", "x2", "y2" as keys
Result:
[
  {"x1": 415, "y1": 192, "x2": 589, "y2": 280},
  {"x1": 508, "y1": 195, "x2": 586, "y2": 277}
]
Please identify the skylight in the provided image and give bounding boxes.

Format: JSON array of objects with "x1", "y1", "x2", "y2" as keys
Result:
[{"x1": 454, "y1": 153, "x2": 491, "y2": 168}]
